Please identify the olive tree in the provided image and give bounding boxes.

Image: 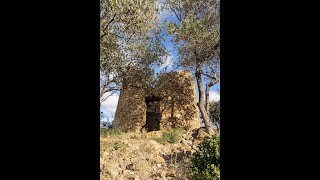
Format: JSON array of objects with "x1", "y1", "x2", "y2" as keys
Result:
[
  {"x1": 163, "y1": 0, "x2": 220, "y2": 134},
  {"x1": 100, "y1": 0, "x2": 167, "y2": 104}
]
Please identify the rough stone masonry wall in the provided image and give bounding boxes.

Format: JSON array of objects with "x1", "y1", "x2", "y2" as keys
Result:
[
  {"x1": 113, "y1": 70, "x2": 200, "y2": 132},
  {"x1": 113, "y1": 85, "x2": 146, "y2": 132},
  {"x1": 156, "y1": 70, "x2": 200, "y2": 130}
]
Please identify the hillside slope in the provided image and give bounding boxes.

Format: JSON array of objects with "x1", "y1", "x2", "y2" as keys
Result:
[{"x1": 100, "y1": 128, "x2": 212, "y2": 180}]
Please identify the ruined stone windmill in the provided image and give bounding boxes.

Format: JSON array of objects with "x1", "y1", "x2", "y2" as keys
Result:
[{"x1": 113, "y1": 70, "x2": 200, "y2": 132}]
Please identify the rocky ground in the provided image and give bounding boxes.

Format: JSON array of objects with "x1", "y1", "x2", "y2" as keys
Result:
[{"x1": 100, "y1": 128, "x2": 213, "y2": 180}]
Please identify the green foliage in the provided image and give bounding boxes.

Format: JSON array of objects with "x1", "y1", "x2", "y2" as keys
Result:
[
  {"x1": 100, "y1": 0, "x2": 167, "y2": 103},
  {"x1": 163, "y1": 0, "x2": 220, "y2": 68},
  {"x1": 156, "y1": 128, "x2": 184, "y2": 144},
  {"x1": 188, "y1": 135, "x2": 220, "y2": 180},
  {"x1": 100, "y1": 128, "x2": 123, "y2": 137}
]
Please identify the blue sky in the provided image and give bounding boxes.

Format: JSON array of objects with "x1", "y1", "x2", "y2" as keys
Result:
[{"x1": 101, "y1": 2, "x2": 220, "y2": 122}]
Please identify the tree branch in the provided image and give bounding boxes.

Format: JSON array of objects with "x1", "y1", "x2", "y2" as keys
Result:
[
  {"x1": 171, "y1": 8, "x2": 181, "y2": 22},
  {"x1": 205, "y1": 81, "x2": 215, "y2": 114},
  {"x1": 100, "y1": 14, "x2": 117, "y2": 39},
  {"x1": 104, "y1": 13, "x2": 116, "y2": 32}
]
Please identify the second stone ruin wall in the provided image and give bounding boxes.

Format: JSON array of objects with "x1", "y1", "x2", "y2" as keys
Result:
[{"x1": 156, "y1": 70, "x2": 200, "y2": 130}]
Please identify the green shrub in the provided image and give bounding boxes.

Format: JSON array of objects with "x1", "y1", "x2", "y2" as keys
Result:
[
  {"x1": 156, "y1": 128, "x2": 184, "y2": 144},
  {"x1": 100, "y1": 128, "x2": 123, "y2": 137},
  {"x1": 130, "y1": 134, "x2": 139, "y2": 139},
  {"x1": 188, "y1": 135, "x2": 220, "y2": 180},
  {"x1": 112, "y1": 141, "x2": 126, "y2": 151}
]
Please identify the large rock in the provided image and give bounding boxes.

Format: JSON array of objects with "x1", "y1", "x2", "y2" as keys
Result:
[{"x1": 100, "y1": 175, "x2": 106, "y2": 180}]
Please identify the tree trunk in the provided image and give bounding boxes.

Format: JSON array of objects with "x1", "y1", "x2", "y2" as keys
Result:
[
  {"x1": 205, "y1": 83, "x2": 210, "y2": 116},
  {"x1": 195, "y1": 62, "x2": 214, "y2": 135},
  {"x1": 205, "y1": 81, "x2": 215, "y2": 122}
]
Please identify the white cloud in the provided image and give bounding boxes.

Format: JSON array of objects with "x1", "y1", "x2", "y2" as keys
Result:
[
  {"x1": 209, "y1": 90, "x2": 220, "y2": 102},
  {"x1": 160, "y1": 54, "x2": 174, "y2": 70},
  {"x1": 101, "y1": 93, "x2": 119, "y2": 117}
]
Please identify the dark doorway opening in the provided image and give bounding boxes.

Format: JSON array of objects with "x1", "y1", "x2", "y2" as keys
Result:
[{"x1": 145, "y1": 97, "x2": 161, "y2": 132}]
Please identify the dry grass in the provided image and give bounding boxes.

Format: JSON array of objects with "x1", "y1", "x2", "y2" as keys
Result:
[
  {"x1": 100, "y1": 128, "x2": 196, "y2": 180},
  {"x1": 154, "y1": 128, "x2": 185, "y2": 144}
]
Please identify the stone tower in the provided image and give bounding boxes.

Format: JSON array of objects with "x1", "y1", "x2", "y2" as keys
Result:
[{"x1": 113, "y1": 70, "x2": 200, "y2": 132}]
